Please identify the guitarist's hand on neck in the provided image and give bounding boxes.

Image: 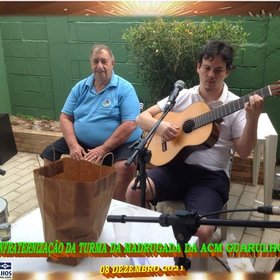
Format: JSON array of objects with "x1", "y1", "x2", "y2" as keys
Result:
[
  {"x1": 234, "y1": 94, "x2": 264, "y2": 158},
  {"x1": 245, "y1": 95, "x2": 264, "y2": 122}
]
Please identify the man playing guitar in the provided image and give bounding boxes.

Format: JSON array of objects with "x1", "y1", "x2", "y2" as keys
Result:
[{"x1": 126, "y1": 40, "x2": 275, "y2": 246}]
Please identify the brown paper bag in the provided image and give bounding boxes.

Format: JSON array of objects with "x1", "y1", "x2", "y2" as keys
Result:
[{"x1": 33, "y1": 157, "x2": 116, "y2": 266}]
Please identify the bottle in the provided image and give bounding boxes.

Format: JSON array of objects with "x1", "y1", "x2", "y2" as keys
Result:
[{"x1": 0, "y1": 223, "x2": 11, "y2": 241}]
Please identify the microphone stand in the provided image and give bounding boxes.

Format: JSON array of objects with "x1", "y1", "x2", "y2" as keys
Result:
[
  {"x1": 126, "y1": 100, "x2": 177, "y2": 208},
  {"x1": 107, "y1": 209, "x2": 280, "y2": 270}
]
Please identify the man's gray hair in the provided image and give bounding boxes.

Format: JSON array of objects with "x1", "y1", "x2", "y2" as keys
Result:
[{"x1": 90, "y1": 44, "x2": 115, "y2": 61}]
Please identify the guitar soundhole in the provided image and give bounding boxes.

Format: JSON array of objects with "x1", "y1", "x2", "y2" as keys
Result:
[{"x1": 183, "y1": 119, "x2": 195, "y2": 133}]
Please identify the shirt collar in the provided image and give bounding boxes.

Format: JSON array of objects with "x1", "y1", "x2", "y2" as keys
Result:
[
  {"x1": 107, "y1": 71, "x2": 118, "y2": 88},
  {"x1": 85, "y1": 71, "x2": 117, "y2": 90},
  {"x1": 196, "y1": 83, "x2": 229, "y2": 109}
]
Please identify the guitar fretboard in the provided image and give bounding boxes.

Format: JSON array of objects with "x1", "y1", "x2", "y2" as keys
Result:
[{"x1": 183, "y1": 86, "x2": 271, "y2": 133}]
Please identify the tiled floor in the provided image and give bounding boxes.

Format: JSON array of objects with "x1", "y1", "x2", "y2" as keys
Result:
[
  {"x1": 0, "y1": 152, "x2": 280, "y2": 273},
  {"x1": 0, "y1": 152, "x2": 40, "y2": 223}
]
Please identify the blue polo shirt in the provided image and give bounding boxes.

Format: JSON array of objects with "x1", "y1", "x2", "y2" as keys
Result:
[{"x1": 62, "y1": 73, "x2": 142, "y2": 147}]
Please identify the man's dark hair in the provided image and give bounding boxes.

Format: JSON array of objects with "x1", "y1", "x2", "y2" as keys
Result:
[{"x1": 198, "y1": 40, "x2": 234, "y2": 70}]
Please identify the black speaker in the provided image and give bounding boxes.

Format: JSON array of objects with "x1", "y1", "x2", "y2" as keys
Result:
[{"x1": 0, "y1": 113, "x2": 18, "y2": 165}]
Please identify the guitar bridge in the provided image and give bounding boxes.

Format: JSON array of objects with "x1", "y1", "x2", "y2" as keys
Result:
[{"x1": 161, "y1": 139, "x2": 167, "y2": 152}]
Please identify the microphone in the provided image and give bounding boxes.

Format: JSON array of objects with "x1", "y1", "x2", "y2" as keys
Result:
[
  {"x1": 164, "y1": 80, "x2": 185, "y2": 110},
  {"x1": 257, "y1": 206, "x2": 280, "y2": 215}
]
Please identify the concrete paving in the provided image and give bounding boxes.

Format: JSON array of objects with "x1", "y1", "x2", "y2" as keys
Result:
[{"x1": 0, "y1": 151, "x2": 279, "y2": 273}]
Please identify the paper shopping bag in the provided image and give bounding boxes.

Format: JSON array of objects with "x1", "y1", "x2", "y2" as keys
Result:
[{"x1": 33, "y1": 157, "x2": 116, "y2": 265}]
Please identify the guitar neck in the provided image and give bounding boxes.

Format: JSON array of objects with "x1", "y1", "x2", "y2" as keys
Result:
[{"x1": 191, "y1": 85, "x2": 272, "y2": 130}]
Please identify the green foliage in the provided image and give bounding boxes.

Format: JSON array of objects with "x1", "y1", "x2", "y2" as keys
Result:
[
  {"x1": 15, "y1": 114, "x2": 35, "y2": 122},
  {"x1": 123, "y1": 18, "x2": 249, "y2": 102},
  {"x1": 15, "y1": 114, "x2": 53, "y2": 121}
]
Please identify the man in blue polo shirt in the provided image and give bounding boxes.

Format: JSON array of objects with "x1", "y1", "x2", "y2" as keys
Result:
[{"x1": 41, "y1": 44, "x2": 142, "y2": 201}]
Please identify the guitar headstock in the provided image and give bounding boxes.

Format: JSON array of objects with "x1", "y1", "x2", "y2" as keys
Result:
[{"x1": 269, "y1": 80, "x2": 280, "y2": 97}]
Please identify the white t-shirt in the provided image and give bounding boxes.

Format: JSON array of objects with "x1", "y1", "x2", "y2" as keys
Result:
[{"x1": 157, "y1": 83, "x2": 246, "y2": 176}]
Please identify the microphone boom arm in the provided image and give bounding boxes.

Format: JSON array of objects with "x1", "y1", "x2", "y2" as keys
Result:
[
  {"x1": 108, "y1": 208, "x2": 280, "y2": 270},
  {"x1": 107, "y1": 209, "x2": 280, "y2": 229}
]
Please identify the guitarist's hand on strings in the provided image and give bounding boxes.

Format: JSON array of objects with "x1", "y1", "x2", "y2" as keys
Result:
[{"x1": 158, "y1": 121, "x2": 179, "y2": 142}]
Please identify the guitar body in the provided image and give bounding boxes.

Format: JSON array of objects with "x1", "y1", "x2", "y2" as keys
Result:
[
  {"x1": 147, "y1": 82, "x2": 280, "y2": 166},
  {"x1": 149, "y1": 102, "x2": 220, "y2": 166}
]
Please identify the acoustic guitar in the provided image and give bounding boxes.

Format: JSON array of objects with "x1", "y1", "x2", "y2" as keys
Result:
[{"x1": 148, "y1": 81, "x2": 280, "y2": 166}]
